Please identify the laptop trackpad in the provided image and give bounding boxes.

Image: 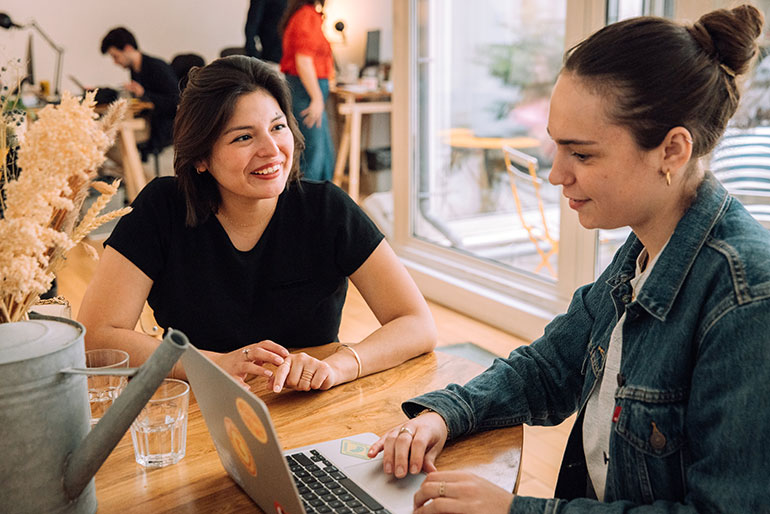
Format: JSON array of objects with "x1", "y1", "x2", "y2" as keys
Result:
[{"x1": 345, "y1": 459, "x2": 425, "y2": 513}]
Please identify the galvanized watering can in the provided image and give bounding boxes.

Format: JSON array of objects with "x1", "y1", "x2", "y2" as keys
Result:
[{"x1": 0, "y1": 314, "x2": 189, "y2": 513}]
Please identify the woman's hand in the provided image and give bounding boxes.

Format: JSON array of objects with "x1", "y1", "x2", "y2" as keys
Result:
[
  {"x1": 213, "y1": 340, "x2": 289, "y2": 388},
  {"x1": 268, "y1": 352, "x2": 338, "y2": 393},
  {"x1": 300, "y1": 98, "x2": 325, "y2": 128},
  {"x1": 368, "y1": 412, "x2": 448, "y2": 478},
  {"x1": 413, "y1": 471, "x2": 514, "y2": 513}
]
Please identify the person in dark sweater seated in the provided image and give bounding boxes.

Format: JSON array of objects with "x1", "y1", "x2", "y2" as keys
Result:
[
  {"x1": 100, "y1": 27, "x2": 179, "y2": 159},
  {"x1": 78, "y1": 56, "x2": 437, "y2": 392}
]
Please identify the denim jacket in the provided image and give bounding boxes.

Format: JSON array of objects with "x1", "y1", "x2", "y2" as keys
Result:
[{"x1": 404, "y1": 174, "x2": 770, "y2": 513}]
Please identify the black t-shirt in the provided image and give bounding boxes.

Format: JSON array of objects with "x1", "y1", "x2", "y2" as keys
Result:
[
  {"x1": 131, "y1": 54, "x2": 179, "y2": 149},
  {"x1": 105, "y1": 177, "x2": 384, "y2": 352}
]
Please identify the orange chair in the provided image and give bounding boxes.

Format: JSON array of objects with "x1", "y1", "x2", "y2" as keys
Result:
[{"x1": 502, "y1": 145, "x2": 558, "y2": 277}]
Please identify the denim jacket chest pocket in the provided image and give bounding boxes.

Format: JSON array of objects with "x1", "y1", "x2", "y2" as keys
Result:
[
  {"x1": 580, "y1": 323, "x2": 614, "y2": 400},
  {"x1": 611, "y1": 387, "x2": 688, "y2": 504}
]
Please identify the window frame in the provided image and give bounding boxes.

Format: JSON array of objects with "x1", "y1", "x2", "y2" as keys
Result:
[{"x1": 391, "y1": 0, "x2": 607, "y2": 340}]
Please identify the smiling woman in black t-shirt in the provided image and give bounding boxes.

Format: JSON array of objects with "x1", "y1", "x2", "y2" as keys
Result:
[{"x1": 78, "y1": 56, "x2": 437, "y2": 392}]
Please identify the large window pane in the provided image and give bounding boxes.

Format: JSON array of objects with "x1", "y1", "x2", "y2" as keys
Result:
[{"x1": 414, "y1": 0, "x2": 565, "y2": 281}]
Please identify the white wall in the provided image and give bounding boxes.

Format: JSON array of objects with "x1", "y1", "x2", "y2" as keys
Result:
[{"x1": 0, "y1": 0, "x2": 392, "y2": 94}]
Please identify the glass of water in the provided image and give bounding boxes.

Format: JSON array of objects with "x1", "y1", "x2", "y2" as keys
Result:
[
  {"x1": 85, "y1": 349, "x2": 130, "y2": 429},
  {"x1": 131, "y1": 378, "x2": 190, "y2": 468}
]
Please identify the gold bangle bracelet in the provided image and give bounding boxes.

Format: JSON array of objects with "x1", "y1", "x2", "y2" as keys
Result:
[{"x1": 336, "y1": 343, "x2": 362, "y2": 379}]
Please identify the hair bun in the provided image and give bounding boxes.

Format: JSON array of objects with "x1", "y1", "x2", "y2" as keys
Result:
[{"x1": 689, "y1": 4, "x2": 764, "y2": 76}]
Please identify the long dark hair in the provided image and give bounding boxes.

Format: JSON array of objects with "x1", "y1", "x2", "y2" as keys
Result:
[
  {"x1": 564, "y1": 5, "x2": 764, "y2": 159},
  {"x1": 173, "y1": 55, "x2": 305, "y2": 227},
  {"x1": 279, "y1": 0, "x2": 324, "y2": 35}
]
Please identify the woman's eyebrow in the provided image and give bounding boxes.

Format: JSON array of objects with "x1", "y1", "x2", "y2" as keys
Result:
[
  {"x1": 546, "y1": 127, "x2": 597, "y2": 146},
  {"x1": 223, "y1": 125, "x2": 253, "y2": 135},
  {"x1": 555, "y1": 138, "x2": 598, "y2": 145},
  {"x1": 222, "y1": 114, "x2": 286, "y2": 135}
]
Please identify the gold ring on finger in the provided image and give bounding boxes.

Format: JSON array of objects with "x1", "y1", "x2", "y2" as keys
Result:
[
  {"x1": 438, "y1": 481, "x2": 446, "y2": 498},
  {"x1": 300, "y1": 369, "x2": 314, "y2": 382},
  {"x1": 398, "y1": 426, "x2": 414, "y2": 437}
]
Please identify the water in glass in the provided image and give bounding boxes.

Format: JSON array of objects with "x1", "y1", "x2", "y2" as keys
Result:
[{"x1": 130, "y1": 379, "x2": 189, "y2": 467}]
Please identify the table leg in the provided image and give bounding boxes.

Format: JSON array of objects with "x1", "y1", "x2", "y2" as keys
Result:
[
  {"x1": 333, "y1": 114, "x2": 351, "y2": 187},
  {"x1": 117, "y1": 122, "x2": 147, "y2": 202},
  {"x1": 348, "y1": 111, "x2": 362, "y2": 203}
]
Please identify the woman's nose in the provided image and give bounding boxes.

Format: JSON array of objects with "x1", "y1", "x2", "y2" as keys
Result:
[
  {"x1": 548, "y1": 152, "x2": 572, "y2": 187},
  {"x1": 254, "y1": 132, "x2": 280, "y2": 157}
]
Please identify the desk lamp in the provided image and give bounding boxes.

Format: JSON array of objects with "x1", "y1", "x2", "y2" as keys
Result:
[{"x1": 0, "y1": 12, "x2": 64, "y2": 100}]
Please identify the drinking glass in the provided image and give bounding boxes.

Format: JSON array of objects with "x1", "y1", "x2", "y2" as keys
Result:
[
  {"x1": 85, "y1": 349, "x2": 130, "y2": 428},
  {"x1": 130, "y1": 378, "x2": 189, "y2": 468}
]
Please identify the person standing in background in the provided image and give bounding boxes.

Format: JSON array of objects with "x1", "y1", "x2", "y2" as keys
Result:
[
  {"x1": 279, "y1": 0, "x2": 335, "y2": 181},
  {"x1": 100, "y1": 27, "x2": 179, "y2": 161},
  {"x1": 245, "y1": 0, "x2": 287, "y2": 64}
]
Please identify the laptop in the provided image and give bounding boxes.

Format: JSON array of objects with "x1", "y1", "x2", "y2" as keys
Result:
[{"x1": 181, "y1": 344, "x2": 424, "y2": 514}]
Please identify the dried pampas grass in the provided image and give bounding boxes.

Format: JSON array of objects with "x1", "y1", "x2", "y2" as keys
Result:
[{"x1": 0, "y1": 90, "x2": 131, "y2": 323}]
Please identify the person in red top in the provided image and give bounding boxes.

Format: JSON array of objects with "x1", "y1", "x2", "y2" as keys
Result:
[{"x1": 280, "y1": 0, "x2": 335, "y2": 181}]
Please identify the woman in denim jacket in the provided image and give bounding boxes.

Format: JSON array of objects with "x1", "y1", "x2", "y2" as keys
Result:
[{"x1": 370, "y1": 5, "x2": 770, "y2": 513}]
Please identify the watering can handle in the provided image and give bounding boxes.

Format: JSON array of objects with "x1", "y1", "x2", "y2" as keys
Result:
[{"x1": 60, "y1": 367, "x2": 140, "y2": 377}]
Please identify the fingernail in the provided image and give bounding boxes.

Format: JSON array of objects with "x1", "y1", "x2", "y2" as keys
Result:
[
  {"x1": 384, "y1": 463, "x2": 392, "y2": 474},
  {"x1": 396, "y1": 466, "x2": 404, "y2": 477},
  {"x1": 410, "y1": 464, "x2": 418, "y2": 474},
  {"x1": 274, "y1": 386, "x2": 281, "y2": 393},
  {"x1": 264, "y1": 370, "x2": 273, "y2": 377}
]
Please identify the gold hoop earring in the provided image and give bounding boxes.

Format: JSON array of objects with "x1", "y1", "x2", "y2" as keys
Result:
[{"x1": 196, "y1": 167, "x2": 206, "y2": 174}]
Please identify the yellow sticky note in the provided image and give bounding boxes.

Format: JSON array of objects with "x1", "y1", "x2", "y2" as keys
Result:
[{"x1": 340, "y1": 439, "x2": 371, "y2": 460}]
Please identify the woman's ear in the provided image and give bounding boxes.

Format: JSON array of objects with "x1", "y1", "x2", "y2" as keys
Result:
[
  {"x1": 194, "y1": 160, "x2": 208, "y2": 174},
  {"x1": 661, "y1": 127, "x2": 694, "y2": 176}
]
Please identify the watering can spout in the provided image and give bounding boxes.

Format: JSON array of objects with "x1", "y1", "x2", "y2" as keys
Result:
[{"x1": 63, "y1": 329, "x2": 189, "y2": 500}]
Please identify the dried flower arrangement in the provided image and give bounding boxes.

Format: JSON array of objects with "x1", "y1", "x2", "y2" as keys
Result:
[{"x1": 0, "y1": 63, "x2": 132, "y2": 323}]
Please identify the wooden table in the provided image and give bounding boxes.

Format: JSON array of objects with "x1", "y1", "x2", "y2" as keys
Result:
[
  {"x1": 94, "y1": 347, "x2": 522, "y2": 512},
  {"x1": 331, "y1": 87, "x2": 392, "y2": 203},
  {"x1": 96, "y1": 99, "x2": 154, "y2": 202}
]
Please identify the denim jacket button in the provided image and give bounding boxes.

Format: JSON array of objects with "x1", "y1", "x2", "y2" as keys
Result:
[{"x1": 650, "y1": 421, "x2": 666, "y2": 451}]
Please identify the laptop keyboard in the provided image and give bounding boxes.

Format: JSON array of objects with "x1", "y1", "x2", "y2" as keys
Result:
[{"x1": 286, "y1": 449, "x2": 392, "y2": 514}]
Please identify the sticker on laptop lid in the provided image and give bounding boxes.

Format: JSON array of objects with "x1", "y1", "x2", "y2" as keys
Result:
[
  {"x1": 340, "y1": 439, "x2": 372, "y2": 460},
  {"x1": 224, "y1": 416, "x2": 257, "y2": 476},
  {"x1": 236, "y1": 397, "x2": 268, "y2": 443},
  {"x1": 274, "y1": 500, "x2": 291, "y2": 514}
]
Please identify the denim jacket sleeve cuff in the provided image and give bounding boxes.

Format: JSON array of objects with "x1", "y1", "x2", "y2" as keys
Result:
[
  {"x1": 511, "y1": 495, "x2": 565, "y2": 513},
  {"x1": 402, "y1": 389, "x2": 476, "y2": 440}
]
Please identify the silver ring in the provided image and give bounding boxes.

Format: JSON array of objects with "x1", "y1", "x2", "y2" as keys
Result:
[
  {"x1": 243, "y1": 348, "x2": 250, "y2": 359},
  {"x1": 398, "y1": 426, "x2": 414, "y2": 437}
]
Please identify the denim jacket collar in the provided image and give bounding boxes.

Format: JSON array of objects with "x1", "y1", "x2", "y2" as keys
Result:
[{"x1": 606, "y1": 173, "x2": 730, "y2": 322}]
